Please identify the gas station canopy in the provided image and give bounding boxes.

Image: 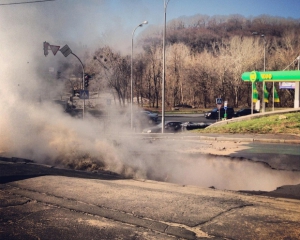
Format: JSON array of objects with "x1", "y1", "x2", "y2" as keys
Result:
[
  {"x1": 241, "y1": 70, "x2": 300, "y2": 108},
  {"x1": 241, "y1": 70, "x2": 300, "y2": 82}
]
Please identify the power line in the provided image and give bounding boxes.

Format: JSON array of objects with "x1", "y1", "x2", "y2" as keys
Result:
[
  {"x1": 283, "y1": 56, "x2": 299, "y2": 70},
  {"x1": 0, "y1": 0, "x2": 55, "y2": 6}
]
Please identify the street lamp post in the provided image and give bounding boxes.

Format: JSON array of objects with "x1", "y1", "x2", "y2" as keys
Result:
[
  {"x1": 252, "y1": 32, "x2": 266, "y2": 113},
  {"x1": 262, "y1": 34, "x2": 267, "y2": 113},
  {"x1": 296, "y1": 56, "x2": 300, "y2": 108},
  {"x1": 162, "y1": 0, "x2": 170, "y2": 133},
  {"x1": 131, "y1": 20, "x2": 148, "y2": 130}
]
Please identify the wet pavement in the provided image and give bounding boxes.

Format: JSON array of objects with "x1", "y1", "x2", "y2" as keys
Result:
[{"x1": 1, "y1": 133, "x2": 300, "y2": 240}]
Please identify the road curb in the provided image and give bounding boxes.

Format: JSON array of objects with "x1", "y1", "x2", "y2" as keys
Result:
[
  {"x1": 199, "y1": 136, "x2": 253, "y2": 142},
  {"x1": 254, "y1": 139, "x2": 300, "y2": 144},
  {"x1": 199, "y1": 136, "x2": 300, "y2": 144}
]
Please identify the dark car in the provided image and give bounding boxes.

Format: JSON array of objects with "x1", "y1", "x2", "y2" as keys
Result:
[
  {"x1": 142, "y1": 121, "x2": 182, "y2": 133},
  {"x1": 140, "y1": 110, "x2": 158, "y2": 124},
  {"x1": 234, "y1": 108, "x2": 259, "y2": 117},
  {"x1": 132, "y1": 110, "x2": 159, "y2": 130},
  {"x1": 174, "y1": 104, "x2": 193, "y2": 108},
  {"x1": 204, "y1": 107, "x2": 235, "y2": 119},
  {"x1": 181, "y1": 122, "x2": 211, "y2": 130}
]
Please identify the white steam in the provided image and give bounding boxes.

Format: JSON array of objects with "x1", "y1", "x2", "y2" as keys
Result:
[
  {"x1": 0, "y1": 1, "x2": 140, "y2": 176},
  {"x1": 1, "y1": 1, "x2": 300, "y2": 192}
]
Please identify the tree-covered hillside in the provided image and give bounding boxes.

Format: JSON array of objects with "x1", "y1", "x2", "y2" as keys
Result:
[{"x1": 67, "y1": 14, "x2": 300, "y2": 109}]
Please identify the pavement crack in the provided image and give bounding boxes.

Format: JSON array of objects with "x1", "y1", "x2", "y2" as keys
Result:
[
  {"x1": 195, "y1": 203, "x2": 254, "y2": 227},
  {"x1": 0, "y1": 188, "x2": 32, "y2": 208},
  {"x1": 3, "y1": 185, "x2": 197, "y2": 240}
]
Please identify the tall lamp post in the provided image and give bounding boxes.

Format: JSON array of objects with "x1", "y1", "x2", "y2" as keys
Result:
[
  {"x1": 252, "y1": 32, "x2": 266, "y2": 113},
  {"x1": 162, "y1": 0, "x2": 170, "y2": 133},
  {"x1": 296, "y1": 56, "x2": 300, "y2": 108},
  {"x1": 131, "y1": 20, "x2": 148, "y2": 130}
]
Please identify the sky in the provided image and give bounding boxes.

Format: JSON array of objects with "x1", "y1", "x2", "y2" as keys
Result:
[
  {"x1": 165, "y1": 0, "x2": 300, "y2": 20},
  {"x1": 1, "y1": 0, "x2": 300, "y2": 55}
]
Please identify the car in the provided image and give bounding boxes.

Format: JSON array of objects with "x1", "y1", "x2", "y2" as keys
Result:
[
  {"x1": 142, "y1": 121, "x2": 182, "y2": 133},
  {"x1": 132, "y1": 110, "x2": 159, "y2": 130},
  {"x1": 140, "y1": 110, "x2": 158, "y2": 124},
  {"x1": 181, "y1": 122, "x2": 211, "y2": 130},
  {"x1": 234, "y1": 108, "x2": 259, "y2": 117},
  {"x1": 204, "y1": 107, "x2": 235, "y2": 119},
  {"x1": 174, "y1": 104, "x2": 193, "y2": 108}
]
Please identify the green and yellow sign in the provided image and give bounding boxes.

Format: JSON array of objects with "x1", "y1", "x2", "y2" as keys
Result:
[{"x1": 242, "y1": 70, "x2": 300, "y2": 82}]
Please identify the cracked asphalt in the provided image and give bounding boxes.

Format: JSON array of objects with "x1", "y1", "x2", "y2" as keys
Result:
[{"x1": 1, "y1": 157, "x2": 300, "y2": 240}]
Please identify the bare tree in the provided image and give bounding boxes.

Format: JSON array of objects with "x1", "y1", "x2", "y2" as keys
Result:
[
  {"x1": 91, "y1": 46, "x2": 130, "y2": 106},
  {"x1": 165, "y1": 43, "x2": 190, "y2": 108},
  {"x1": 143, "y1": 45, "x2": 162, "y2": 108},
  {"x1": 214, "y1": 36, "x2": 261, "y2": 107},
  {"x1": 85, "y1": 14, "x2": 300, "y2": 110}
]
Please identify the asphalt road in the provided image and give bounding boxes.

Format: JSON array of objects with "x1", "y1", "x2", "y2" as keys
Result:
[
  {"x1": 1, "y1": 156, "x2": 300, "y2": 240},
  {"x1": 228, "y1": 142, "x2": 300, "y2": 170},
  {"x1": 1, "y1": 133, "x2": 300, "y2": 240},
  {"x1": 162, "y1": 113, "x2": 215, "y2": 124}
]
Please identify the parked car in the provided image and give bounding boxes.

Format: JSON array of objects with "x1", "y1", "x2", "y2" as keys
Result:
[
  {"x1": 204, "y1": 107, "x2": 235, "y2": 119},
  {"x1": 174, "y1": 104, "x2": 193, "y2": 108},
  {"x1": 142, "y1": 121, "x2": 182, "y2": 133},
  {"x1": 234, "y1": 108, "x2": 259, "y2": 117},
  {"x1": 181, "y1": 122, "x2": 211, "y2": 130}
]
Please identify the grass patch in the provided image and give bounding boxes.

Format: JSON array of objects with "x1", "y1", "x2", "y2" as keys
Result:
[{"x1": 195, "y1": 112, "x2": 300, "y2": 135}]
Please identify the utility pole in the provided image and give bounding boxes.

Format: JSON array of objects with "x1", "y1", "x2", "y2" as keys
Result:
[{"x1": 162, "y1": 0, "x2": 170, "y2": 133}]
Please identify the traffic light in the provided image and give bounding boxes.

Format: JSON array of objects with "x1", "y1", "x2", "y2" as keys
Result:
[
  {"x1": 43, "y1": 41, "x2": 49, "y2": 56},
  {"x1": 84, "y1": 74, "x2": 90, "y2": 88}
]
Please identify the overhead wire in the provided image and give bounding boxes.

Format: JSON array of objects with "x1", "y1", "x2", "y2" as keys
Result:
[
  {"x1": 0, "y1": 0, "x2": 55, "y2": 6},
  {"x1": 283, "y1": 56, "x2": 299, "y2": 70}
]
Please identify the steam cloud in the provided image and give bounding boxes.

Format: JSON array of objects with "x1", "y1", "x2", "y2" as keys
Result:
[
  {"x1": 0, "y1": 1, "x2": 141, "y2": 176},
  {"x1": 1, "y1": 1, "x2": 300, "y2": 192}
]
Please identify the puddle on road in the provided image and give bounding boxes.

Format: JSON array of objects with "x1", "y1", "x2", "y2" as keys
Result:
[
  {"x1": 137, "y1": 139, "x2": 300, "y2": 192},
  {"x1": 156, "y1": 154, "x2": 300, "y2": 191}
]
